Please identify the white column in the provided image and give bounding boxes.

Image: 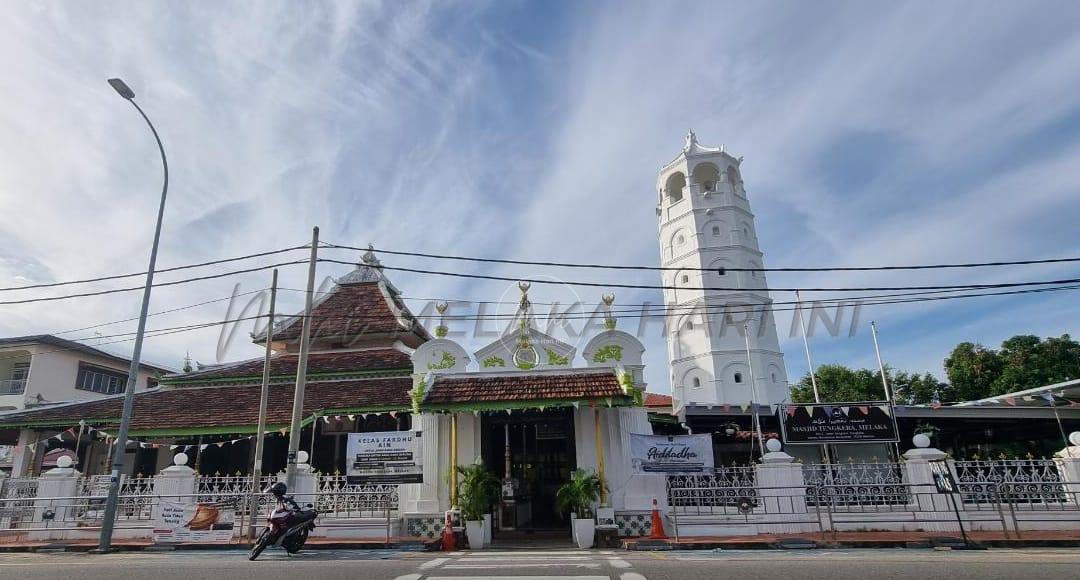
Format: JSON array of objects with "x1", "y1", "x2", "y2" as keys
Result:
[
  {"x1": 405, "y1": 413, "x2": 442, "y2": 514},
  {"x1": 619, "y1": 408, "x2": 666, "y2": 511},
  {"x1": 32, "y1": 458, "x2": 80, "y2": 540},
  {"x1": 754, "y1": 442, "x2": 814, "y2": 533},
  {"x1": 10, "y1": 429, "x2": 37, "y2": 477},
  {"x1": 902, "y1": 442, "x2": 957, "y2": 532},
  {"x1": 152, "y1": 453, "x2": 197, "y2": 523},
  {"x1": 1054, "y1": 434, "x2": 1080, "y2": 497}
]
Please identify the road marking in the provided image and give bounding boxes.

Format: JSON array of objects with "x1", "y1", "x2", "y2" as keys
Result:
[
  {"x1": 420, "y1": 557, "x2": 450, "y2": 569},
  {"x1": 446, "y1": 562, "x2": 602, "y2": 570},
  {"x1": 391, "y1": 574, "x2": 421, "y2": 580},
  {"x1": 608, "y1": 557, "x2": 631, "y2": 568},
  {"x1": 620, "y1": 573, "x2": 648, "y2": 580},
  {"x1": 428, "y1": 577, "x2": 610, "y2": 580},
  {"x1": 459, "y1": 555, "x2": 593, "y2": 561}
]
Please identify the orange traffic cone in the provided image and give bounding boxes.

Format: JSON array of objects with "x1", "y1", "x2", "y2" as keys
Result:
[
  {"x1": 441, "y1": 512, "x2": 456, "y2": 551},
  {"x1": 648, "y1": 498, "x2": 667, "y2": 540}
]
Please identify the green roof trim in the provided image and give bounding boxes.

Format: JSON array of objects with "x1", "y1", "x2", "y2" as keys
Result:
[
  {"x1": 421, "y1": 396, "x2": 634, "y2": 413},
  {"x1": 160, "y1": 367, "x2": 412, "y2": 387}
]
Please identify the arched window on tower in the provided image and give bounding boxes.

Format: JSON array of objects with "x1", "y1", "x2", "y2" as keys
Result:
[
  {"x1": 692, "y1": 377, "x2": 701, "y2": 388},
  {"x1": 692, "y1": 163, "x2": 720, "y2": 195},
  {"x1": 712, "y1": 226, "x2": 720, "y2": 236},
  {"x1": 734, "y1": 372, "x2": 743, "y2": 384},
  {"x1": 681, "y1": 274, "x2": 689, "y2": 284},
  {"x1": 665, "y1": 172, "x2": 686, "y2": 204}
]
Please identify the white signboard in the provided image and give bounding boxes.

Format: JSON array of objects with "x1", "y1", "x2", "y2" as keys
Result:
[
  {"x1": 629, "y1": 434, "x2": 714, "y2": 475},
  {"x1": 153, "y1": 501, "x2": 235, "y2": 543},
  {"x1": 346, "y1": 431, "x2": 423, "y2": 485}
]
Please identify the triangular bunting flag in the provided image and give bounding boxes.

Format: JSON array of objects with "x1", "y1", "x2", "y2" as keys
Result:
[
  {"x1": 859, "y1": 406, "x2": 870, "y2": 415},
  {"x1": 1004, "y1": 398, "x2": 1017, "y2": 406},
  {"x1": 785, "y1": 405, "x2": 796, "y2": 417},
  {"x1": 199, "y1": 444, "x2": 209, "y2": 451}
]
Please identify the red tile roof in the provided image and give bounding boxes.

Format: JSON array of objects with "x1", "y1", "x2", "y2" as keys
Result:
[
  {"x1": 644, "y1": 392, "x2": 673, "y2": 410},
  {"x1": 168, "y1": 349, "x2": 412, "y2": 382},
  {"x1": 0, "y1": 377, "x2": 413, "y2": 432},
  {"x1": 425, "y1": 370, "x2": 628, "y2": 406},
  {"x1": 270, "y1": 283, "x2": 419, "y2": 341}
]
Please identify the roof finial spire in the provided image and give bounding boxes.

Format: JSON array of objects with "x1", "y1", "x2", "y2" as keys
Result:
[
  {"x1": 361, "y1": 244, "x2": 382, "y2": 268},
  {"x1": 684, "y1": 128, "x2": 697, "y2": 153}
]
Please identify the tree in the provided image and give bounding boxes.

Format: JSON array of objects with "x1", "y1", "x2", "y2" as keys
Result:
[
  {"x1": 943, "y1": 342, "x2": 1003, "y2": 401},
  {"x1": 944, "y1": 334, "x2": 1080, "y2": 400},
  {"x1": 790, "y1": 364, "x2": 890, "y2": 403},
  {"x1": 892, "y1": 371, "x2": 954, "y2": 404}
]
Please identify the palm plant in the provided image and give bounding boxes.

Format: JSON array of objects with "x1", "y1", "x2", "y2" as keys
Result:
[
  {"x1": 456, "y1": 462, "x2": 500, "y2": 522},
  {"x1": 555, "y1": 468, "x2": 603, "y2": 520}
]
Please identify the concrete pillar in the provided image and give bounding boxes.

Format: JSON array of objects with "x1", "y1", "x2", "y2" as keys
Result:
[
  {"x1": 754, "y1": 441, "x2": 814, "y2": 533},
  {"x1": 1053, "y1": 434, "x2": 1080, "y2": 504},
  {"x1": 31, "y1": 458, "x2": 80, "y2": 540},
  {"x1": 287, "y1": 451, "x2": 315, "y2": 505},
  {"x1": 10, "y1": 429, "x2": 37, "y2": 477},
  {"x1": 903, "y1": 441, "x2": 957, "y2": 532},
  {"x1": 404, "y1": 413, "x2": 442, "y2": 515},
  {"x1": 152, "y1": 453, "x2": 197, "y2": 521}
]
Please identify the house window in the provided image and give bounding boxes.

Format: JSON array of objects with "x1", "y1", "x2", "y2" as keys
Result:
[
  {"x1": 76, "y1": 363, "x2": 129, "y2": 395},
  {"x1": 147, "y1": 377, "x2": 160, "y2": 389},
  {"x1": 12, "y1": 363, "x2": 29, "y2": 381},
  {"x1": 734, "y1": 372, "x2": 743, "y2": 384}
]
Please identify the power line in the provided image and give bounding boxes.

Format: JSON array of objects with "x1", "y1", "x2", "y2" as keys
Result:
[
  {"x1": 315, "y1": 258, "x2": 1080, "y2": 293},
  {"x1": 52, "y1": 289, "x2": 267, "y2": 337},
  {"x1": 273, "y1": 282, "x2": 1080, "y2": 322},
  {"x1": 0, "y1": 315, "x2": 268, "y2": 364},
  {"x1": 0, "y1": 245, "x2": 308, "y2": 293},
  {"x1": 0, "y1": 260, "x2": 307, "y2": 306},
  {"x1": 323, "y1": 242, "x2": 1080, "y2": 273}
]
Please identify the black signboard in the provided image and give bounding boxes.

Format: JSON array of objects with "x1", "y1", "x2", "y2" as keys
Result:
[{"x1": 780, "y1": 402, "x2": 899, "y2": 444}]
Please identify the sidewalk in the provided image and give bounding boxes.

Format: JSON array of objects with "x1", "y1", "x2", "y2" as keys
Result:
[
  {"x1": 624, "y1": 530, "x2": 1080, "y2": 550},
  {"x1": 0, "y1": 536, "x2": 436, "y2": 553}
]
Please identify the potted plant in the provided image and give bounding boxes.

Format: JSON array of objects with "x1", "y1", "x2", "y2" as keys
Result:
[
  {"x1": 556, "y1": 468, "x2": 603, "y2": 549},
  {"x1": 456, "y1": 462, "x2": 500, "y2": 549}
]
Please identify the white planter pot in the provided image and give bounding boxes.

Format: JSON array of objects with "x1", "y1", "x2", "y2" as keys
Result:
[
  {"x1": 482, "y1": 514, "x2": 492, "y2": 545},
  {"x1": 465, "y1": 520, "x2": 485, "y2": 550},
  {"x1": 571, "y1": 518, "x2": 595, "y2": 549}
]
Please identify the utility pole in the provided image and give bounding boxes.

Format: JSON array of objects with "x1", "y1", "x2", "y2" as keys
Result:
[
  {"x1": 743, "y1": 322, "x2": 766, "y2": 455},
  {"x1": 285, "y1": 227, "x2": 319, "y2": 490},
  {"x1": 795, "y1": 290, "x2": 831, "y2": 464},
  {"x1": 98, "y1": 78, "x2": 169, "y2": 553},
  {"x1": 870, "y1": 321, "x2": 902, "y2": 461},
  {"x1": 249, "y1": 269, "x2": 278, "y2": 537}
]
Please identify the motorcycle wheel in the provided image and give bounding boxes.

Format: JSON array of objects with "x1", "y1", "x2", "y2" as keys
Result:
[
  {"x1": 284, "y1": 528, "x2": 309, "y2": 554},
  {"x1": 249, "y1": 529, "x2": 272, "y2": 561}
]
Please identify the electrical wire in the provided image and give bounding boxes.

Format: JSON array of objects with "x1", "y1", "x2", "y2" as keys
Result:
[
  {"x1": 322, "y1": 242, "x2": 1080, "y2": 273},
  {"x1": 0, "y1": 259, "x2": 308, "y2": 306},
  {"x1": 0, "y1": 245, "x2": 309, "y2": 292},
  {"x1": 315, "y1": 258, "x2": 1080, "y2": 293}
]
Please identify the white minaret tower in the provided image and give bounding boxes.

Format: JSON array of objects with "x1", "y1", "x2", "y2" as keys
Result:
[{"x1": 657, "y1": 131, "x2": 789, "y2": 410}]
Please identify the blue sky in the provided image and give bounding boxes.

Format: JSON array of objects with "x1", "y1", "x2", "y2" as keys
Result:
[{"x1": 1, "y1": 1, "x2": 1079, "y2": 393}]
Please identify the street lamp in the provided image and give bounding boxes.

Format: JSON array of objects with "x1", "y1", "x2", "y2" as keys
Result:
[{"x1": 97, "y1": 78, "x2": 169, "y2": 552}]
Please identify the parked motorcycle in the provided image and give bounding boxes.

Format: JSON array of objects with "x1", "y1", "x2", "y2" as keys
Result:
[{"x1": 249, "y1": 482, "x2": 318, "y2": 561}]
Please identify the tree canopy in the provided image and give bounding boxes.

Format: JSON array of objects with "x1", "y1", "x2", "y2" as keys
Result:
[{"x1": 791, "y1": 334, "x2": 1079, "y2": 404}]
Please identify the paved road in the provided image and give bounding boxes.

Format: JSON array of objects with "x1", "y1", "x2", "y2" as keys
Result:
[{"x1": 1, "y1": 547, "x2": 1079, "y2": 579}]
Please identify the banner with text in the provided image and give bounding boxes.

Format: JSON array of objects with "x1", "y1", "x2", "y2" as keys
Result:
[
  {"x1": 346, "y1": 431, "x2": 423, "y2": 485},
  {"x1": 780, "y1": 403, "x2": 899, "y2": 444},
  {"x1": 153, "y1": 501, "x2": 235, "y2": 543},
  {"x1": 629, "y1": 434, "x2": 714, "y2": 475}
]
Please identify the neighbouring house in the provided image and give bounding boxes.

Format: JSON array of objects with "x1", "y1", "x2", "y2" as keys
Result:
[{"x1": 0, "y1": 334, "x2": 172, "y2": 475}]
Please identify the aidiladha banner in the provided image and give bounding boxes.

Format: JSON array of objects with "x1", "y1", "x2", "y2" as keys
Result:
[{"x1": 629, "y1": 433, "x2": 714, "y2": 475}]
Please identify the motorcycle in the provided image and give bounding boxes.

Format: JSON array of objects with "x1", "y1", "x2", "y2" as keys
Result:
[{"x1": 249, "y1": 482, "x2": 318, "y2": 561}]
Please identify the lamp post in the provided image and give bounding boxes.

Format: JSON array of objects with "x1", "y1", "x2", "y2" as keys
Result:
[{"x1": 97, "y1": 78, "x2": 169, "y2": 552}]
